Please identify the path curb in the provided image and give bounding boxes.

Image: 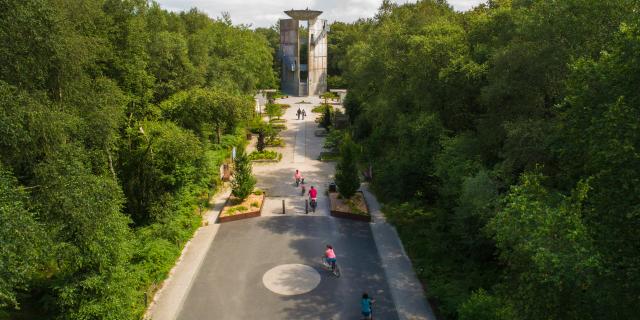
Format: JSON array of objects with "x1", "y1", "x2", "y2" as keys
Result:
[
  {"x1": 144, "y1": 187, "x2": 231, "y2": 320},
  {"x1": 362, "y1": 184, "x2": 438, "y2": 320}
]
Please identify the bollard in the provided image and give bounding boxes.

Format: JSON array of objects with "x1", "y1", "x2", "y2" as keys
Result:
[
  {"x1": 144, "y1": 292, "x2": 148, "y2": 306},
  {"x1": 305, "y1": 199, "x2": 309, "y2": 214},
  {"x1": 282, "y1": 199, "x2": 285, "y2": 214}
]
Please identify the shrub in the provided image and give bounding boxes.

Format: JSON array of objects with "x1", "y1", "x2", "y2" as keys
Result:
[
  {"x1": 256, "y1": 132, "x2": 266, "y2": 152},
  {"x1": 321, "y1": 91, "x2": 338, "y2": 104},
  {"x1": 231, "y1": 149, "x2": 255, "y2": 200},
  {"x1": 335, "y1": 135, "x2": 360, "y2": 198},
  {"x1": 324, "y1": 129, "x2": 345, "y2": 152},
  {"x1": 266, "y1": 103, "x2": 284, "y2": 120},
  {"x1": 266, "y1": 138, "x2": 285, "y2": 147},
  {"x1": 458, "y1": 289, "x2": 514, "y2": 320},
  {"x1": 248, "y1": 150, "x2": 281, "y2": 161},
  {"x1": 321, "y1": 106, "x2": 332, "y2": 130},
  {"x1": 312, "y1": 103, "x2": 333, "y2": 113}
]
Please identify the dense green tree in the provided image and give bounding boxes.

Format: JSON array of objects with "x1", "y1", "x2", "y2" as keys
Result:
[
  {"x1": 265, "y1": 103, "x2": 284, "y2": 120},
  {"x1": 334, "y1": 0, "x2": 640, "y2": 319},
  {"x1": 335, "y1": 135, "x2": 360, "y2": 198},
  {"x1": 231, "y1": 149, "x2": 256, "y2": 200},
  {"x1": 161, "y1": 87, "x2": 253, "y2": 143},
  {"x1": 0, "y1": 1, "x2": 273, "y2": 316},
  {"x1": 0, "y1": 165, "x2": 45, "y2": 309},
  {"x1": 254, "y1": 25, "x2": 281, "y2": 86}
]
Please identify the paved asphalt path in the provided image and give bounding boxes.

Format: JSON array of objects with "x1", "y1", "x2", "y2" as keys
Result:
[
  {"x1": 176, "y1": 97, "x2": 399, "y2": 319},
  {"x1": 177, "y1": 216, "x2": 398, "y2": 319}
]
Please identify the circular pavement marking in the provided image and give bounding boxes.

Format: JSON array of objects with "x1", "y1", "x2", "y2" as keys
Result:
[{"x1": 262, "y1": 264, "x2": 321, "y2": 295}]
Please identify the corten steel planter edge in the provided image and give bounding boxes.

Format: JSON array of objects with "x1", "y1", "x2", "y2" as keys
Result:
[
  {"x1": 217, "y1": 193, "x2": 265, "y2": 223},
  {"x1": 329, "y1": 191, "x2": 372, "y2": 222}
]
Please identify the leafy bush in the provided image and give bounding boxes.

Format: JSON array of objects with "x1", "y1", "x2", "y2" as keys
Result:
[
  {"x1": 458, "y1": 289, "x2": 514, "y2": 320},
  {"x1": 231, "y1": 150, "x2": 256, "y2": 200},
  {"x1": 335, "y1": 136, "x2": 360, "y2": 198},
  {"x1": 248, "y1": 150, "x2": 281, "y2": 161},
  {"x1": 256, "y1": 132, "x2": 266, "y2": 152},
  {"x1": 312, "y1": 103, "x2": 333, "y2": 113},
  {"x1": 266, "y1": 103, "x2": 284, "y2": 120},
  {"x1": 321, "y1": 106, "x2": 332, "y2": 130},
  {"x1": 266, "y1": 91, "x2": 284, "y2": 101},
  {"x1": 266, "y1": 138, "x2": 285, "y2": 147},
  {"x1": 328, "y1": 75, "x2": 347, "y2": 89},
  {"x1": 324, "y1": 129, "x2": 345, "y2": 152}
]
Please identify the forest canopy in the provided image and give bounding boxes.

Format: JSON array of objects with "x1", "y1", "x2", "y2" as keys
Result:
[
  {"x1": 333, "y1": 0, "x2": 640, "y2": 319},
  {"x1": 0, "y1": 0, "x2": 274, "y2": 318}
]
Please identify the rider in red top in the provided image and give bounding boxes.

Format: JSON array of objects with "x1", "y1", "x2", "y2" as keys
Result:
[{"x1": 308, "y1": 186, "x2": 318, "y2": 200}]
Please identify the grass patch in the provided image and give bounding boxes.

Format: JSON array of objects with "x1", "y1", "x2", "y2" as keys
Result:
[
  {"x1": 266, "y1": 138, "x2": 285, "y2": 147},
  {"x1": 248, "y1": 150, "x2": 282, "y2": 161},
  {"x1": 269, "y1": 118, "x2": 286, "y2": 124},
  {"x1": 220, "y1": 193, "x2": 265, "y2": 218},
  {"x1": 271, "y1": 124, "x2": 287, "y2": 131},
  {"x1": 226, "y1": 206, "x2": 248, "y2": 215}
]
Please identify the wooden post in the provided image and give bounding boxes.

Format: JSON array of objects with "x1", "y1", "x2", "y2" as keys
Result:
[
  {"x1": 282, "y1": 199, "x2": 285, "y2": 214},
  {"x1": 305, "y1": 199, "x2": 309, "y2": 214}
]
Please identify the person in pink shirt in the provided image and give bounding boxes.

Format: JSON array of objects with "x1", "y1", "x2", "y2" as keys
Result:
[
  {"x1": 308, "y1": 185, "x2": 318, "y2": 200},
  {"x1": 324, "y1": 244, "x2": 337, "y2": 269},
  {"x1": 294, "y1": 170, "x2": 302, "y2": 186},
  {"x1": 308, "y1": 186, "x2": 318, "y2": 212}
]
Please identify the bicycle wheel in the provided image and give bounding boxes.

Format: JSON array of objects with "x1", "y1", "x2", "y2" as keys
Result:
[{"x1": 333, "y1": 263, "x2": 341, "y2": 277}]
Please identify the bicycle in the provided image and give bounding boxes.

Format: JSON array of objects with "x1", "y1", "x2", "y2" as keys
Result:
[
  {"x1": 321, "y1": 256, "x2": 341, "y2": 277},
  {"x1": 310, "y1": 197, "x2": 317, "y2": 213},
  {"x1": 361, "y1": 295, "x2": 375, "y2": 320}
]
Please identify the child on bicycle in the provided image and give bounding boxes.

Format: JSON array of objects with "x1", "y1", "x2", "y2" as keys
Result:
[
  {"x1": 324, "y1": 244, "x2": 336, "y2": 269},
  {"x1": 294, "y1": 170, "x2": 302, "y2": 186},
  {"x1": 361, "y1": 293, "x2": 374, "y2": 319}
]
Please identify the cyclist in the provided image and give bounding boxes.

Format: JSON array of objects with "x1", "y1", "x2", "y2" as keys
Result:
[
  {"x1": 361, "y1": 293, "x2": 374, "y2": 319},
  {"x1": 308, "y1": 186, "x2": 318, "y2": 211},
  {"x1": 324, "y1": 244, "x2": 337, "y2": 270},
  {"x1": 294, "y1": 170, "x2": 302, "y2": 186},
  {"x1": 300, "y1": 178, "x2": 306, "y2": 195}
]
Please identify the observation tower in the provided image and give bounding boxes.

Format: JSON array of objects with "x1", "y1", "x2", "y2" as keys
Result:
[{"x1": 280, "y1": 9, "x2": 328, "y2": 96}]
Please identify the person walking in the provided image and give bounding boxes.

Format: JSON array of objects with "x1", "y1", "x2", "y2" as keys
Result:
[
  {"x1": 297, "y1": 108, "x2": 301, "y2": 120},
  {"x1": 301, "y1": 109, "x2": 307, "y2": 120}
]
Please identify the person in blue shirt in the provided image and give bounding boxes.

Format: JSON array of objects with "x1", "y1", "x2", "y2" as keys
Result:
[{"x1": 361, "y1": 292, "x2": 374, "y2": 319}]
